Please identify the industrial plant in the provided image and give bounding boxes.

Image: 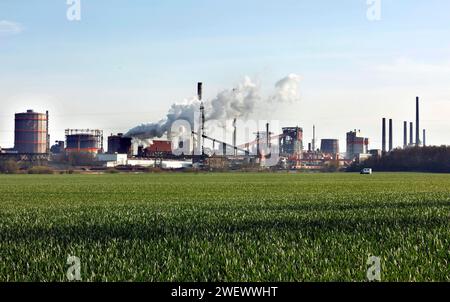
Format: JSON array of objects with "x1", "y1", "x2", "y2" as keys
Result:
[{"x1": 0, "y1": 83, "x2": 430, "y2": 172}]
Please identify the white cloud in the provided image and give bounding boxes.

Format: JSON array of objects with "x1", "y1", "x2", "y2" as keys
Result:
[{"x1": 0, "y1": 20, "x2": 24, "y2": 36}]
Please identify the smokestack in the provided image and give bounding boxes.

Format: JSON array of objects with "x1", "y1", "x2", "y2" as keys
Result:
[
  {"x1": 308, "y1": 143, "x2": 312, "y2": 152},
  {"x1": 382, "y1": 118, "x2": 386, "y2": 153},
  {"x1": 197, "y1": 82, "x2": 203, "y2": 101},
  {"x1": 222, "y1": 142, "x2": 227, "y2": 156},
  {"x1": 312, "y1": 125, "x2": 316, "y2": 151},
  {"x1": 423, "y1": 129, "x2": 426, "y2": 147},
  {"x1": 403, "y1": 121, "x2": 407, "y2": 149},
  {"x1": 256, "y1": 132, "x2": 260, "y2": 158},
  {"x1": 389, "y1": 119, "x2": 393, "y2": 151},
  {"x1": 233, "y1": 118, "x2": 237, "y2": 156},
  {"x1": 416, "y1": 96, "x2": 420, "y2": 146},
  {"x1": 200, "y1": 102, "x2": 205, "y2": 155},
  {"x1": 266, "y1": 123, "x2": 270, "y2": 148},
  {"x1": 410, "y1": 122, "x2": 413, "y2": 145}
]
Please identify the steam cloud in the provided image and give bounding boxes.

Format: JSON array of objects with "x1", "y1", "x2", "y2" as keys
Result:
[{"x1": 125, "y1": 74, "x2": 301, "y2": 139}]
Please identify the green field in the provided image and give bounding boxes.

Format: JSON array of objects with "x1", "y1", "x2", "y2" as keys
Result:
[{"x1": 0, "y1": 172, "x2": 449, "y2": 282}]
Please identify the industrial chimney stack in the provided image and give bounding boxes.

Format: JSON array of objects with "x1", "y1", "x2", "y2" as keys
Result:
[
  {"x1": 312, "y1": 125, "x2": 316, "y2": 152},
  {"x1": 233, "y1": 118, "x2": 237, "y2": 156},
  {"x1": 409, "y1": 122, "x2": 413, "y2": 146},
  {"x1": 423, "y1": 129, "x2": 426, "y2": 147},
  {"x1": 403, "y1": 121, "x2": 407, "y2": 149},
  {"x1": 416, "y1": 96, "x2": 420, "y2": 146},
  {"x1": 197, "y1": 82, "x2": 203, "y2": 101},
  {"x1": 389, "y1": 119, "x2": 393, "y2": 151},
  {"x1": 196, "y1": 82, "x2": 204, "y2": 155},
  {"x1": 382, "y1": 118, "x2": 386, "y2": 153}
]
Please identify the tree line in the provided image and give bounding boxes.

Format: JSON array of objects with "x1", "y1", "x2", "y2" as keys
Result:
[{"x1": 348, "y1": 146, "x2": 450, "y2": 173}]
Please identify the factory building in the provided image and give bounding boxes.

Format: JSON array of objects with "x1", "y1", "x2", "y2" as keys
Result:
[
  {"x1": 97, "y1": 153, "x2": 128, "y2": 167},
  {"x1": 279, "y1": 127, "x2": 303, "y2": 168},
  {"x1": 346, "y1": 130, "x2": 369, "y2": 160},
  {"x1": 65, "y1": 129, "x2": 103, "y2": 154},
  {"x1": 148, "y1": 140, "x2": 172, "y2": 155},
  {"x1": 279, "y1": 127, "x2": 303, "y2": 156},
  {"x1": 320, "y1": 139, "x2": 339, "y2": 155},
  {"x1": 107, "y1": 133, "x2": 132, "y2": 155},
  {"x1": 14, "y1": 110, "x2": 49, "y2": 154},
  {"x1": 137, "y1": 140, "x2": 173, "y2": 158}
]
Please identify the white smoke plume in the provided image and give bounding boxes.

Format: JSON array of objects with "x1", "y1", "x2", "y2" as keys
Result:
[
  {"x1": 125, "y1": 74, "x2": 301, "y2": 139},
  {"x1": 272, "y1": 73, "x2": 302, "y2": 103},
  {"x1": 126, "y1": 99, "x2": 200, "y2": 139}
]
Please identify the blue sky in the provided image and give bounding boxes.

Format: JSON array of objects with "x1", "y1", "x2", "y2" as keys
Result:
[{"x1": 1, "y1": 0, "x2": 450, "y2": 150}]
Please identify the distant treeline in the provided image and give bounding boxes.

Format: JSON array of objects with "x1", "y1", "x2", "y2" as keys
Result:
[{"x1": 349, "y1": 146, "x2": 450, "y2": 173}]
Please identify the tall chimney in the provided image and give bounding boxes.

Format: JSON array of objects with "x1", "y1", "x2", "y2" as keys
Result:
[
  {"x1": 233, "y1": 118, "x2": 237, "y2": 156},
  {"x1": 256, "y1": 132, "x2": 260, "y2": 158},
  {"x1": 382, "y1": 118, "x2": 386, "y2": 153},
  {"x1": 312, "y1": 125, "x2": 316, "y2": 151},
  {"x1": 403, "y1": 121, "x2": 407, "y2": 148},
  {"x1": 416, "y1": 96, "x2": 420, "y2": 146},
  {"x1": 389, "y1": 119, "x2": 393, "y2": 151},
  {"x1": 197, "y1": 82, "x2": 203, "y2": 101},
  {"x1": 200, "y1": 102, "x2": 205, "y2": 155},
  {"x1": 266, "y1": 123, "x2": 270, "y2": 148},
  {"x1": 423, "y1": 129, "x2": 426, "y2": 147},
  {"x1": 409, "y1": 122, "x2": 413, "y2": 145}
]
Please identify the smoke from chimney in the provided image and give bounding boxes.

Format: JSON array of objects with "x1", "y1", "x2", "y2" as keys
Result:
[{"x1": 125, "y1": 74, "x2": 301, "y2": 139}]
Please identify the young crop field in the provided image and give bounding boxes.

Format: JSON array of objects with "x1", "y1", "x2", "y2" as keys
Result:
[{"x1": 0, "y1": 172, "x2": 449, "y2": 282}]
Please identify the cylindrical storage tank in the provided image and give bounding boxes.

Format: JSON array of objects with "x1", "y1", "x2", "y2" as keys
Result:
[
  {"x1": 320, "y1": 139, "x2": 339, "y2": 154},
  {"x1": 14, "y1": 110, "x2": 48, "y2": 154},
  {"x1": 107, "y1": 133, "x2": 132, "y2": 155},
  {"x1": 66, "y1": 134, "x2": 99, "y2": 153}
]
